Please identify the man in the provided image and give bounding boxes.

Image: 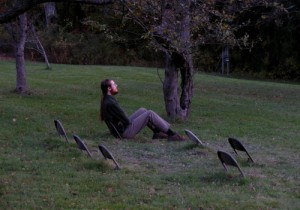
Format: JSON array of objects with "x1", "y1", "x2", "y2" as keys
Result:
[{"x1": 100, "y1": 79, "x2": 186, "y2": 141}]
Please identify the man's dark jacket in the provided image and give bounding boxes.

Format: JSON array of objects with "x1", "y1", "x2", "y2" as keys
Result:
[{"x1": 102, "y1": 95, "x2": 130, "y2": 134}]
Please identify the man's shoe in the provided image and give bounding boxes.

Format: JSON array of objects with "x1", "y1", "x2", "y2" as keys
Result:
[
  {"x1": 152, "y1": 132, "x2": 168, "y2": 139},
  {"x1": 168, "y1": 133, "x2": 187, "y2": 141}
]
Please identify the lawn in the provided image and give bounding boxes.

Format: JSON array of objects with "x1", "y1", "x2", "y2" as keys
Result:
[{"x1": 0, "y1": 60, "x2": 299, "y2": 209}]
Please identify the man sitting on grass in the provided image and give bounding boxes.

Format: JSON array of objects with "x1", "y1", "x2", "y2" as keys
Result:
[{"x1": 100, "y1": 79, "x2": 186, "y2": 141}]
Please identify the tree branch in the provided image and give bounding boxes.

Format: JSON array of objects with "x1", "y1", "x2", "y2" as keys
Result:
[{"x1": 0, "y1": 0, "x2": 113, "y2": 24}]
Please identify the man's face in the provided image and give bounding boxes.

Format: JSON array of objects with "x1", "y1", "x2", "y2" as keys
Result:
[{"x1": 109, "y1": 80, "x2": 118, "y2": 95}]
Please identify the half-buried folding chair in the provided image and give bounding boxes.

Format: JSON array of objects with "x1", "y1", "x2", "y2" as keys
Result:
[
  {"x1": 184, "y1": 129, "x2": 205, "y2": 147},
  {"x1": 98, "y1": 144, "x2": 121, "y2": 170},
  {"x1": 105, "y1": 120, "x2": 122, "y2": 139},
  {"x1": 217, "y1": 150, "x2": 245, "y2": 177},
  {"x1": 73, "y1": 135, "x2": 93, "y2": 158},
  {"x1": 228, "y1": 137, "x2": 254, "y2": 163},
  {"x1": 54, "y1": 119, "x2": 68, "y2": 143}
]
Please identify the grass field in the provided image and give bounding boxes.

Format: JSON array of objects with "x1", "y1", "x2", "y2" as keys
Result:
[{"x1": 0, "y1": 60, "x2": 299, "y2": 209}]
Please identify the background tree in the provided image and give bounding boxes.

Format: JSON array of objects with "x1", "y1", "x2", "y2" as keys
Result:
[
  {"x1": 232, "y1": 0, "x2": 300, "y2": 80},
  {"x1": 27, "y1": 18, "x2": 51, "y2": 69},
  {"x1": 0, "y1": 0, "x2": 113, "y2": 94},
  {"x1": 5, "y1": 13, "x2": 28, "y2": 94},
  {"x1": 0, "y1": 0, "x2": 113, "y2": 24},
  {"x1": 43, "y1": 2, "x2": 57, "y2": 26},
  {"x1": 110, "y1": 0, "x2": 198, "y2": 119}
]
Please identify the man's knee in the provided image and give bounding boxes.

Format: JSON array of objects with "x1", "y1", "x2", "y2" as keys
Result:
[
  {"x1": 148, "y1": 110, "x2": 158, "y2": 115},
  {"x1": 138, "y1": 107, "x2": 147, "y2": 112},
  {"x1": 148, "y1": 110, "x2": 161, "y2": 119}
]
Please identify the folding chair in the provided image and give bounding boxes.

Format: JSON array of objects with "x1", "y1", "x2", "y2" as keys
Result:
[
  {"x1": 184, "y1": 129, "x2": 205, "y2": 147},
  {"x1": 73, "y1": 135, "x2": 93, "y2": 158},
  {"x1": 105, "y1": 120, "x2": 122, "y2": 139},
  {"x1": 54, "y1": 119, "x2": 68, "y2": 143},
  {"x1": 228, "y1": 137, "x2": 254, "y2": 162},
  {"x1": 98, "y1": 144, "x2": 121, "y2": 170},
  {"x1": 217, "y1": 150, "x2": 245, "y2": 177}
]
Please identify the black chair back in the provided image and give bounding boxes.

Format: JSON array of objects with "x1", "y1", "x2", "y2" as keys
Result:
[
  {"x1": 228, "y1": 137, "x2": 254, "y2": 162},
  {"x1": 217, "y1": 150, "x2": 245, "y2": 177},
  {"x1": 99, "y1": 144, "x2": 121, "y2": 170},
  {"x1": 54, "y1": 119, "x2": 68, "y2": 143},
  {"x1": 73, "y1": 135, "x2": 92, "y2": 158}
]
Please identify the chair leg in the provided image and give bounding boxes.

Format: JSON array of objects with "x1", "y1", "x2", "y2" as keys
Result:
[{"x1": 246, "y1": 151, "x2": 254, "y2": 163}]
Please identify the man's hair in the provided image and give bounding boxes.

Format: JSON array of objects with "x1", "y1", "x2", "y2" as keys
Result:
[
  {"x1": 101, "y1": 79, "x2": 112, "y2": 95},
  {"x1": 100, "y1": 79, "x2": 112, "y2": 121}
]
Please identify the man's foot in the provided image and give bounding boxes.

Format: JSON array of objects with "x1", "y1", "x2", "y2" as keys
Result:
[
  {"x1": 168, "y1": 133, "x2": 187, "y2": 142},
  {"x1": 152, "y1": 132, "x2": 168, "y2": 139}
]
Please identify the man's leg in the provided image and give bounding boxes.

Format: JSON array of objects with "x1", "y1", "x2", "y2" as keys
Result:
[
  {"x1": 122, "y1": 110, "x2": 170, "y2": 139},
  {"x1": 128, "y1": 108, "x2": 147, "y2": 121},
  {"x1": 129, "y1": 108, "x2": 167, "y2": 134}
]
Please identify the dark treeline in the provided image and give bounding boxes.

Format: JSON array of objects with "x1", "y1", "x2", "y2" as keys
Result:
[
  {"x1": 194, "y1": 0, "x2": 300, "y2": 81},
  {"x1": 0, "y1": 1, "x2": 299, "y2": 81}
]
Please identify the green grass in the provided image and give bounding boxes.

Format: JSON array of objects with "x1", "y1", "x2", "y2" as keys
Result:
[{"x1": 0, "y1": 60, "x2": 299, "y2": 209}]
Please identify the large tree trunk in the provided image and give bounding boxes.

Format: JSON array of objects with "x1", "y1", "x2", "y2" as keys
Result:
[
  {"x1": 179, "y1": 53, "x2": 193, "y2": 117},
  {"x1": 15, "y1": 13, "x2": 28, "y2": 94},
  {"x1": 163, "y1": 53, "x2": 180, "y2": 118},
  {"x1": 163, "y1": 52, "x2": 193, "y2": 120},
  {"x1": 162, "y1": 0, "x2": 194, "y2": 120}
]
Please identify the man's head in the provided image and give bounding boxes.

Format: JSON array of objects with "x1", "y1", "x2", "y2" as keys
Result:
[{"x1": 101, "y1": 79, "x2": 118, "y2": 95}]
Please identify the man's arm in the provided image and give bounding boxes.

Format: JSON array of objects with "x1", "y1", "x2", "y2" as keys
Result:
[{"x1": 110, "y1": 104, "x2": 130, "y2": 125}]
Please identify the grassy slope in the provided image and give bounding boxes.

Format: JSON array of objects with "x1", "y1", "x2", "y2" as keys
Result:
[{"x1": 0, "y1": 60, "x2": 299, "y2": 209}]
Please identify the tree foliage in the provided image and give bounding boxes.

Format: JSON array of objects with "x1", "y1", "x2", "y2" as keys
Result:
[{"x1": 232, "y1": 0, "x2": 300, "y2": 80}]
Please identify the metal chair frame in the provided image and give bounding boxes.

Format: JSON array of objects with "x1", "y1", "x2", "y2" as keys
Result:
[{"x1": 105, "y1": 120, "x2": 122, "y2": 139}]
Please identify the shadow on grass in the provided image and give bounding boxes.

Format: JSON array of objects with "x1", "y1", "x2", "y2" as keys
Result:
[
  {"x1": 178, "y1": 143, "x2": 212, "y2": 158},
  {"x1": 42, "y1": 137, "x2": 68, "y2": 151},
  {"x1": 232, "y1": 155, "x2": 266, "y2": 168},
  {"x1": 182, "y1": 144, "x2": 200, "y2": 150},
  {"x1": 199, "y1": 172, "x2": 251, "y2": 186},
  {"x1": 82, "y1": 160, "x2": 112, "y2": 172}
]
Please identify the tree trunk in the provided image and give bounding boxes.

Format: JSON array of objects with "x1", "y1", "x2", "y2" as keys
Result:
[
  {"x1": 162, "y1": 1, "x2": 194, "y2": 120},
  {"x1": 179, "y1": 53, "x2": 193, "y2": 117},
  {"x1": 43, "y1": 2, "x2": 57, "y2": 26},
  {"x1": 163, "y1": 52, "x2": 193, "y2": 120},
  {"x1": 15, "y1": 13, "x2": 28, "y2": 94},
  {"x1": 35, "y1": 33, "x2": 51, "y2": 69},
  {"x1": 29, "y1": 21, "x2": 51, "y2": 69},
  {"x1": 163, "y1": 53, "x2": 180, "y2": 119}
]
